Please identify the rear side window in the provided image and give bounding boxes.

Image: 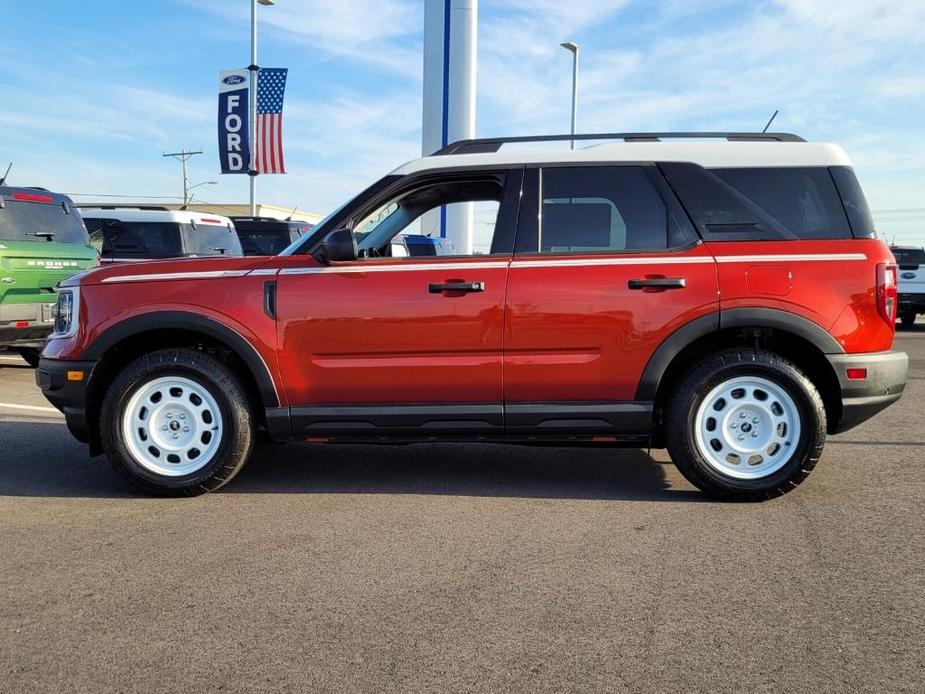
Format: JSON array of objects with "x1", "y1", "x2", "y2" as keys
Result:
[
  {"x1": 830, "y1": 166, "x2": 876, "y2": 238},
  {"x1": 712, "y1": 167, "x2": 851, "y2": 239},
  {"x1": 529, "y1": 166, "x2": 687, "y2": 254},
  {"x1": 662, "y1": 164, "x2": 859, "y2": 241},
  {"x1": 236, "y1": 229, "x2": 295, "y2": 255}
]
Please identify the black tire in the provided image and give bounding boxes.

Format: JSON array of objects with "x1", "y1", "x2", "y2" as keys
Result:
[
  {"x1": 16, "y1": 348, "x2": 41, "y2": 368},
  {"x1": 99, "y1": 348, "x2": 254, "y2": 496},
  {"x1": 664, "y1": 348, "x2": 826, "y2": 501},
  {"x1": 900, "y1": 311, "x2": 916, "y2": 327}
]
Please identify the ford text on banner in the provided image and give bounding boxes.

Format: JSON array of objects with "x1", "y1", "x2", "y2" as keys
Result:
[
  {"x1": 255, "y1": 68, "x2": 288, "y2": 174},
  {"x1": 218, "y1": 70, "x2": 250, "y2": 174}
]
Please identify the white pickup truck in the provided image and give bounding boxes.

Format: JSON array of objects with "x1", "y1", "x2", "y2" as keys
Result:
[{"x1": 892, "y1": 246, "x2": 925, "y2": 326}]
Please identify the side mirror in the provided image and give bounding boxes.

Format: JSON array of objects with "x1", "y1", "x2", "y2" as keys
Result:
[{"x1": 316, "y1": 227, "x2": 357, "y2": 263}]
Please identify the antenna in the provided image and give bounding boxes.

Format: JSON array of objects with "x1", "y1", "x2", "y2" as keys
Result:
[
  {"x1": 0, "y1": 162, "x2": 12, "y2": 186},
  {"x1": 762, "y1": 109, "x2": 779, "y2": 133},
  {"x1": 285, "y1": 205, "x2": 299, "y2": 221}
]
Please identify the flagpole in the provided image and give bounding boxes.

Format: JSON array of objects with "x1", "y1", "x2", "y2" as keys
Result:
[{"x1": 248, "y1": 0, "x2": 258, "y2": 216}]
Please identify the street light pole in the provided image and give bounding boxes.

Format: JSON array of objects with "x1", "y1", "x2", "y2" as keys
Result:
[{"x1": 560, "y1": 42, "x2": 579, "y2": 149}]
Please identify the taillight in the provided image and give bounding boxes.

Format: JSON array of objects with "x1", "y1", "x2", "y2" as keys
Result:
[{"x1": 877, "y1": 263, "x2": 898, "y2": 324}]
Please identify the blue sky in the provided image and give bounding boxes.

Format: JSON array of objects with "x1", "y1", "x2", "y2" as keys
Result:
[{"x1": 2, "y1": 0, "x2": 924, "y2": 242}]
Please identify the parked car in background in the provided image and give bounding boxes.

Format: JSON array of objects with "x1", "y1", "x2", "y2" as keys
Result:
[
  {"x1": 890, "y1": 245, "x2": 925, "y2": 326},
  {"x1": 81, "y1": 208, "x2": 242, "y2": 263},
  {"x1": 230, "y1": 217, "x2": 313, "y2": 256},
  {"x1": 39, "y1": 132, "x2": 907, "y2": 499},
  {"x1": 0, "y1": 186, "x2": 98, "y2": 367},
  {"x1": 403, "y1": 234, "x2": 456, "y2": 256}
]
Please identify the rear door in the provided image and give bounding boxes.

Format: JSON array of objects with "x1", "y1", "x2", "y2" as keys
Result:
[{"x1": 503, "y1": 164, "x2": 719, "y2": 433}]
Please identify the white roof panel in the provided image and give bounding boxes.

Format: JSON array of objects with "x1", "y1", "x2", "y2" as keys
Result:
[{"x1": 391, "y1": 142, "x2": 852, "y2": 176}]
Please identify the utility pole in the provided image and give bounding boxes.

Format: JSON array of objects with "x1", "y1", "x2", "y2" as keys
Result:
[{"x1": 162, "y1": 150, "x2": 203, "y2": 206}]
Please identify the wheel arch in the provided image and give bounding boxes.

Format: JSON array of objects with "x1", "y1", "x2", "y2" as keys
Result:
[
  {"x1": 640, "y1": 308, "x2": 845, "y2": 443},
  {"x1": 82, "y1": 311, "x2": 280, "y2": 455}
]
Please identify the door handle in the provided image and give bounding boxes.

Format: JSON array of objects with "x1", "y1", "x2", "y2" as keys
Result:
[
  {"x1": 428, "y1": 281, "x2": 486, "y2": 294},
  {"x1": 628, "y1": 277, "x2": 686, "y2": 290}
]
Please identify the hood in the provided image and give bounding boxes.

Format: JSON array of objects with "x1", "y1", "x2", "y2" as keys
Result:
[{"x1": 63, "y1": 254, "x2": 275, "y2": 287}]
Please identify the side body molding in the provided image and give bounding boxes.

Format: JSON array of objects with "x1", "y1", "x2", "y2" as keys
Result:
[
  {"x1": 83, "y1": 311, "x2": 280, "y2": 408},
  {"x1": 636, "y1": 308, "x2": 844, "y2": 401}
]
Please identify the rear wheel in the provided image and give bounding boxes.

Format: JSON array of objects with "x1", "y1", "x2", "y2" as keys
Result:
[
  {"x1": 665, "y1": 349, "x2": 826, "y2": 501},
  {"x1": 900, "y1": 311, "x2": 916, "y2": 326},
  {"x1": 100, "y1": 348, "x2": 254, "y2": 496},
  {"x1": 16, "y1": 348, "x2": 41, "y2": 368}
]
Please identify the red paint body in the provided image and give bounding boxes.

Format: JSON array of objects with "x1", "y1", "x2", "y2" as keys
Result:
[{"x1": 49, "y1": 237, "x2": 897, "y2": 409}]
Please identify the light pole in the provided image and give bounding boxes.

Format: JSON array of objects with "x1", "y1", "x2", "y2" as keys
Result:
[
  {"x1": 185, "y1": 181, "x2": 217, "y2": 208},
  {"x1": 560, "y1": 42, "x2": 579, "y2": 149},
  {"x1": 249, "y1": 0, "x2": 275, "y2": 216}
]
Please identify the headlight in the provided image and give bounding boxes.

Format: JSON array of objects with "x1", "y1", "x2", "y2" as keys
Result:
[{"x1": 52, "y1": 287, "x2": 80, "y2": 339}]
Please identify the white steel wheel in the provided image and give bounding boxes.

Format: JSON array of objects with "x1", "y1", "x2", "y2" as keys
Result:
[
  {"x1": 121, "y1": 375, "x2": 224, "y2": 477},
  {"x1": 693, "y1": 375, "x2": 802, "y2": 480}
]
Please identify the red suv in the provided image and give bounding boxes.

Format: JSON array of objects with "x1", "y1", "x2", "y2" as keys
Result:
[{"x1": 38, "y1": 132, "x2": 908, "y2": 500}]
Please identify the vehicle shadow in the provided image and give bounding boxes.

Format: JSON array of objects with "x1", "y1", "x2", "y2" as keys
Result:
[{"x1": 0, "y1": 420, "x2": 702, "y2": 502}]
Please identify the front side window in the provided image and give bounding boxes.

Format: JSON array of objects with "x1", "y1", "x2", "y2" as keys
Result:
[
  {"x1": 534, "y1": 166, "x2": 683, "y2": 254},
  {"x1": 351, "y1": 174, "x2": 510, "y2": 258}
]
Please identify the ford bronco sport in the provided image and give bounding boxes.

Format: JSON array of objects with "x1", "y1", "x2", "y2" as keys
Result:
[
  {"x1": 0, "y1": 186, "x2": 98, "y2": 366},
  {"x1": 37, "y1": 132, "x2": 908, "y2": 499}
]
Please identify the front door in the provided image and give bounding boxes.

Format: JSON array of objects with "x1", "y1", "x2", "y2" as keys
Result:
[
  {"x1": 503, "y1": 164, "x2": 719, "y2": 434},
  {"x1": 277, "y1": 168, "x2": 523, "y2": 436}
]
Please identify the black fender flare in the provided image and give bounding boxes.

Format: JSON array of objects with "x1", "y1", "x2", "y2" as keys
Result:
[
  {"x1": 84, "y1": 311, "x2": 279, "y2": 407},
  {"x1": 636, "y1": 308, "x2": 844, "y2": 401}
]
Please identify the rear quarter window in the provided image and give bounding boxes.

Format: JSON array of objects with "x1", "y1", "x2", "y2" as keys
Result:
[{"x1": 660, "y1": 164, "x2": 858, "y2": 241}]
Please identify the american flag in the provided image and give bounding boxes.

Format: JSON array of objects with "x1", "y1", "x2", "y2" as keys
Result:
[{"x1": 255, "y1": 68, "x2": 288, "y2": 174}]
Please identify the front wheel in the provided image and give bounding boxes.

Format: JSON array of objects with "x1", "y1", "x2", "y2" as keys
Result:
[
  {"x1": 664, "y1": 349, "x2": 826, "y2": 501},
  {"x1": 100, "y1": 348, "x2": 254, "y2": 496}
]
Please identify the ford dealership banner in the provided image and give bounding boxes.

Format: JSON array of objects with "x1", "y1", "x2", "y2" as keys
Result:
[{"x1": 218, "y1": 70, "x2": 250, "y2": 174}]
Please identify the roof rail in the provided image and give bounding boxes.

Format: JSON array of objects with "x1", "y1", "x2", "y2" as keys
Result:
[
  {"x1": 434, "y1": 132, "x2": 806, "y2": 155},
  {"x1": 76, "y1": 204, "x2": 172, "y2": 211}
]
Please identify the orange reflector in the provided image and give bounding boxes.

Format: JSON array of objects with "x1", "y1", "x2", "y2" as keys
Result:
[
  {"x1": 846, "y1": 368, "x2": 867, "y2": 381},
  {"x1": 67, "y1": 370, "x2": 85, "y2": 382}
]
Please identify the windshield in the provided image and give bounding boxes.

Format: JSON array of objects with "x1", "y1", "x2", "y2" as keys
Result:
[
  {"x1": 0, "y1": 199, "x2": 90, "y2": 244},
  {"x1": 892, "y1": 247, "x2": 925, "y2": 266},
  {"x1": 182, "y1": 223, "x2": 242, "y2": 256}
]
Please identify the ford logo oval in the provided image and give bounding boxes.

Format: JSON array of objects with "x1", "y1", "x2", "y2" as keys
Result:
[
  {"x1": 223, "y1": 75, "x2": 246, "y2": 85},
  {"x1": 902, "y1": 272, "x2": 916, "y2": 279}
]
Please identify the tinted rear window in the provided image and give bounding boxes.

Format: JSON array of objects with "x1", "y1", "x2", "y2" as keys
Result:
[
  {"x1": 182, "y1": 223, "x2": 242, "y2": 256},
  {"x1": 892, "y1": 248, "x2": 925, "y2": 267},
  {"x1": 0, "y1": 199, "x2": 89, "y2": 244},
  {"x1": 712, "y1": 167, "x2": 851, "y2": 239},
  {"x1": 236, "y1": 229, "x2": 296, "y2": 255},
  {"x1": 85, "y1": 219, "x2": 182, "y2": 257},
  {"x1": 830, "y1": 166, "x2": 876, "y2": 238}
]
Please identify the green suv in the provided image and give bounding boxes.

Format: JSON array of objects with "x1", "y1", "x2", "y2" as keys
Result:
[{"x1": 0, "y1": 186, "x2": 98, "y2": 366}]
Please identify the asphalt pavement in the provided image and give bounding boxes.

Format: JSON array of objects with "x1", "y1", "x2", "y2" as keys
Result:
[{"x1": 1, "y1": 327, "x2": 923, "y2": 693}]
